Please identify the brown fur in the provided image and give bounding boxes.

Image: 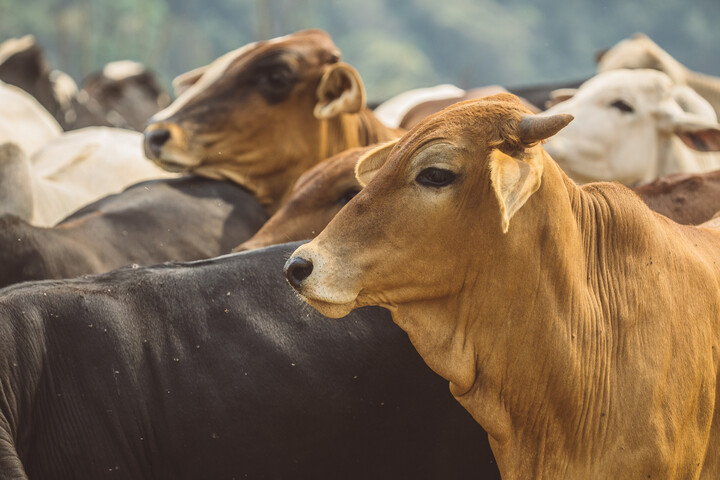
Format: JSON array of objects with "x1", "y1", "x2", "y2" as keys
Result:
[
  {"x1": 633, "y1": 169, "x2": 720, "y2": 225},
  {"x1": 288, "y1": 94, "x2": 720, "y2": 479},
  {"x1": 234, "y1": 146, "x2": 371, "y2": 251}
]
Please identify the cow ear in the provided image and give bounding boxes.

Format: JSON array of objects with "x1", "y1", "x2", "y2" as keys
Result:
[
  {"x1": 172, "y1": 65, "x2": 207, "y2": 97},
  {"x1": 315, "y1": 63, "x2": 366, "y2": 119},
  {"x1": 489, "y1": 149, "x2": 543, "y2": 234},
  {"x1": 355, "y1": 140, "x2": 398, "y2": 187},
  {"x1": 662, "y1": 87, "x2": 720, "y2": 152},
  {"x1": 545, "y1": 88, "x2": 577, "y2": 109},
  {"x1": 675, "y1": 124, "x2": 720, "y2": 152}
]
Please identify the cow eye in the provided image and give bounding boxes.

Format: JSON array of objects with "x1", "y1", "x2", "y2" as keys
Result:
[
  {"x1": 264, "y1": 69, "x2": 292, "y2": 88},
  {"x1": 610, "y1": 99, "x2": 634, "y2": 113},
  {"x1": 336, "y1": 189, "x2": 360, "y2": 206},
  {"x1": 416, "y1": 167, "x2": 456, "y2": 187}
]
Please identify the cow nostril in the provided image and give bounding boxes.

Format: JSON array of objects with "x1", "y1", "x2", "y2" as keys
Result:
[
  {"x1": 284, "y1": 257, "x2": 314, "y2": 289},
  {"x1": 144, "y1": 129, "x2": 171, "y2": 159}
]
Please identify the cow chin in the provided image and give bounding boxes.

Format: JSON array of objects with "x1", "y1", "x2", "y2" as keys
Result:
[
  {"x1": 151, "y1": 151, "x2": 201, "y2": 173},
  {"x1": 301, "y1": 296, "x2": 357, "y2": 319}
]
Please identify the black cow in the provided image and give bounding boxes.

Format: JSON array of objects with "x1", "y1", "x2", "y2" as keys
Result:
[
  {"x1": 0, "y1": 177, "x2": 267, "y2": 288},
  {"x1": 0, "y1": 243, "x2": 499, "y2": 479}
]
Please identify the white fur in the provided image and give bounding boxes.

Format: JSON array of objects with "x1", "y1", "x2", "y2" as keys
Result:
[{"x1": 543, "y1": 69, "x2": 720, "y2": 184}]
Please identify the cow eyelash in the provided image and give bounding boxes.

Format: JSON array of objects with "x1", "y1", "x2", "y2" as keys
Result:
[
  {"x1": 416, "y1": 167, "x2": 457, "y2": 187},
  {"x1": 336, "y1": 189, "x2": 360, "y2": 206},
  {"x1": 610, "y1": 99, "x2": 634, "y2": 113}
]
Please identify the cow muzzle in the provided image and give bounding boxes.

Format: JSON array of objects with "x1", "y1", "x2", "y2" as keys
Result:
[
  {"x1": 144, "y1": 128, "x2": 170, "y2": 159},
  {"x1": 283, "y1": 245, "x2": 359, "y2": 318},
  {"x1": 284, "y1": 256, "x2": 314, "y2": 289},
  {"x1": 143, "y1": 122, "x2": 199, "y2": 171}
]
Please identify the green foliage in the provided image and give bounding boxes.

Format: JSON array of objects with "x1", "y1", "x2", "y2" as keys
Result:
[{"x1": 1, "y1": 0, "x2": 718, "y2": 101}]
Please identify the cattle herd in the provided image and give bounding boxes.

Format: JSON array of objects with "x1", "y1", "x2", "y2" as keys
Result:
[{"x1": 0, "y1": 28, "x2": 719, "y2": 479}]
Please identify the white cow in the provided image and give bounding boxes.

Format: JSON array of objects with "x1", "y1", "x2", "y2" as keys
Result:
[
  {"x1": 597, "y1": 33, "x2": 720, "y2": 120},
  {"x1": 0, "y1": 127, "x2": 178, "y2": 226},
  {"x1": 0, "y1": 81, "x2": 62, "y2": 156},
  {"x1": 542, "y1": 69, "x2": 720, "y2": 184}
]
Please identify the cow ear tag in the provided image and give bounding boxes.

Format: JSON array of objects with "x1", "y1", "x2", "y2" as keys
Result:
[
  {"x1": 314, "y1": 63, "x2": 366, "y2": 119},
  {"x1": 355, "y1": 140, "x2": 398, "y2": 187},
  {"x1": 488, "y1": 149, "x2": 543, "y2": 234}
]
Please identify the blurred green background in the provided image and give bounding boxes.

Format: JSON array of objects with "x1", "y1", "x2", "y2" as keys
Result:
[{"x1": 1, "y1": 0, "x2": 718, "y2": 101}]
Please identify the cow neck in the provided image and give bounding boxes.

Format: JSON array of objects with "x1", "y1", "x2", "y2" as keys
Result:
[
  {"x1": 684, "y1": 70, "x2": 720, "y2": 118},
  {"x1": 392, "y1": 158, "x2": 679, "y2": 478},
  {"x1": 317, "y1": 108, "x2": 403, "y2": 161}
]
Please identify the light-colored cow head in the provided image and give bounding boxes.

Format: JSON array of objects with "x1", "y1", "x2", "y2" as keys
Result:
[
  {"x1": 233, "y1": 146, "x2": 369, "y2": 252},
  {"x1": 144, "y1": 29, "x2": 398, "y2": 213},
  {"x1": 285, "y1": 94, "x2": 572, "y2": 320},
  {"x1": 542, "y1": 69, "x2": 720, "y2": 184}
]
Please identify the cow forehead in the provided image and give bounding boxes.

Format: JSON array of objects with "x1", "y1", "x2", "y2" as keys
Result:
[
  {"x1": 574, "y1": 70, "x2": 672, "y2": 106},
  {"x1": 154, "y1": 29, "x2": 339, "y2": 121},
  {"x1": 390, "y1": 96, "x2": 529, "y2": 161}
]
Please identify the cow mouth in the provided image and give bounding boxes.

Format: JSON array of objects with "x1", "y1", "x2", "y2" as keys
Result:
[{"x1": 153, "y1": 158, "x2": 193, "y2": 173}]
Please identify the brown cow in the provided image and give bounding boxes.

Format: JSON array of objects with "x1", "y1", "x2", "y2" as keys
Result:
[
  {"x1": 633, "y1": 169, "x2": 720, "y2": 225},
  {"x1": 144, "y1": 29, "x2": 402, "y2": 214},
  {"x1": 234, "y1": 146, "x2": 369, "y2": 251},
  {"x1": 285, "y1": 94, "x2": 720, "y2": 479}
]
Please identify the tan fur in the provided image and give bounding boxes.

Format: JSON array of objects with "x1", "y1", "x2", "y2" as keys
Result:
[{"x1": 288, "y1": 94, "x2": 720, "y2": 479}]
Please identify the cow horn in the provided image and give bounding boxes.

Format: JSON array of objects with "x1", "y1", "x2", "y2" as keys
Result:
[{"x1": 518, "y1": 114, "x2": 573, "y2": 145}]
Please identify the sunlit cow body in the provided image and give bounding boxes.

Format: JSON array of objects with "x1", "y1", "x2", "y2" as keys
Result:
[
  {"x1": 144, "y1": 29, "x2": 401, "y2": 214},
  {"x1": 286, "y1": 94, "x2": 720, "y2": 479},
  {"x1": 1, "y1": 128, "x2": 176, "y2": 226},
  {"x1": 0, "y1": 80, "x2": 61, "y2": 156}
]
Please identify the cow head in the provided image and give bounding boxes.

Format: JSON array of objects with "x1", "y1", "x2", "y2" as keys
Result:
[
  {"x1": 0, "y1": 35, "x2": 63, "y2": 123},
  {"x1": 233, "y1": 146, "x2": 368, "y2": 252},
  {"x1": 284, "y1": 94, "x2": 572, "y2": 319},
  {"x1": 542, "y1": 69, "x2": 720, "y2": 184},
  {"x1": 144, "y1": 29, "x2": 387, "y2": 213},
  {"x1": 82, "y1": 61, "x2": 170, "y2": 131}
]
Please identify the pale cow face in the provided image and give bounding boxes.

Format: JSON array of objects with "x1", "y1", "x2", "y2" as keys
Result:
[
  {"x1": 285, "y1": 94, "x2": 572, "y2": 319},
  {"x1": 542, "y1": 69, "x2": 720, "y2": 184}
]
